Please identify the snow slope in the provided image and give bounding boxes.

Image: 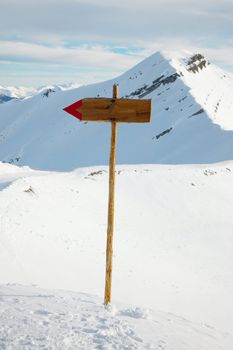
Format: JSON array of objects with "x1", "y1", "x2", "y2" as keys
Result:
[
  {"x1": 0, "y1": 51, "x2": 233, "y2": 170},
  {"x1": 0, "y1": 284, "x2": 232, "y2": 350},
  {"x1": 1, "y1": 51, "x2": 233, "y2": 348},
  {"x1": 0, "y1": 161, "x2": 232, "y2": 337}
]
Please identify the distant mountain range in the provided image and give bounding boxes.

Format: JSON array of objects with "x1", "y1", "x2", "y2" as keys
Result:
[
  {"x1": 0, "y1": 86, "x2": 33, "y2": 102},
  {"x1": 0, "y1": 83, "x2": 81, "y2": 104},
  {"x1": 0, "y1": 51, "x2": 233, "y2": 170}
]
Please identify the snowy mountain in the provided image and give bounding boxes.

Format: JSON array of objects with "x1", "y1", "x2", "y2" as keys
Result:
[
  {"x1": 0, "y1": 85, "x2": 36, "y2": 99},
  {"x1": 1, "y1": 52, "x2": 233, "y2": 348},
  {"x1": 0, "y1": 51, "x2": 233, "y2": 170},
  {"x1": 0, "y1": 85, "x2": 37, "y2": 104},
  {"x1": 0, "y1": 83, "x2": 81, "y2": 105}
]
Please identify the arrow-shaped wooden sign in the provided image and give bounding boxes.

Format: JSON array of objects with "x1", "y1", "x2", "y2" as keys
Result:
[
  {"x1": 63, "y1": 98, "x2": 151, "y2": 123},
  {"x1": 63, "y1": 85, "x2": 152, "y2": 306}
]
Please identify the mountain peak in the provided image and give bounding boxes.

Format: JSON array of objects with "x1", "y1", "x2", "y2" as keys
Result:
[{"x1": 0, "y1": 51, "x2": 233, "y2": 170}]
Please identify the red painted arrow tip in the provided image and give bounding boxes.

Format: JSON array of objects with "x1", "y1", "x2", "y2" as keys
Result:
[{"x1": 63, "y1": 99, "x2": 83, "y2": 121}]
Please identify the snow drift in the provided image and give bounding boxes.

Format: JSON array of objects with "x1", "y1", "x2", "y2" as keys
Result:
[{"x1": 0, "y1": 284, "x2": 232, "y2": 350}]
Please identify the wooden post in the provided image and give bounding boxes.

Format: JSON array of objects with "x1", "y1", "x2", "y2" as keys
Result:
[
  {"x1": 104, "y1": 84, "x2": 118, "y2": 305},
  {"x1": 63, "y1": 85, "x2": 151, "y2": 306}
]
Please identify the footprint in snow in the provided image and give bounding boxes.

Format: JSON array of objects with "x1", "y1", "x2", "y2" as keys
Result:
[
  {"x1": 118, "y1": 307, "x2": 149, "y2": 319},
  {"x1": 33, "y1": 309, "x2": 51, "y2": 316}
]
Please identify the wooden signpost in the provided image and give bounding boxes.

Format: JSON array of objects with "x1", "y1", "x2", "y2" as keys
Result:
[{"x1": 63, "y1": 85, "x2": 151, "y2": 305}]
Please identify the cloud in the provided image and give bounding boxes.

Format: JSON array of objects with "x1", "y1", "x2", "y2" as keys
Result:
[
  {"x1": 0, "y1": 0, "x2": 232, "y2": 86},
  {"x1": 1, "y1": 0, "x2": 232, "y2": 45},
  {"x1": 0, "y1": 41, "x2": 142, "y2": 69}
]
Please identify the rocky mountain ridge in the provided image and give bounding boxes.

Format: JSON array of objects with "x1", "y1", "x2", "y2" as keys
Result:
[{"x1": 0, "y1": 50, "x2": 233, "y2": 170}]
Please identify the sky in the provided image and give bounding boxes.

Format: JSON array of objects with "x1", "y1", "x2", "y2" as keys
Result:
[{"x1": 0, "y1": 0, "x2": 233, "y2": 87}]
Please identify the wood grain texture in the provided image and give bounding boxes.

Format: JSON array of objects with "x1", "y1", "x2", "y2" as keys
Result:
[
  {"x1": 78, "y1": 98, "x2": 151, "y2": 122},
  {"x1": 104, "y1": 85, "x2": 118, "y2": 305}
]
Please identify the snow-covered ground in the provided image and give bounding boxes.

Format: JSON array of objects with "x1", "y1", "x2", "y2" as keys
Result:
[
  {"x1": 1, "y1": 51, "x2": 233, "y2": 348},
  {"x1": 0, "y1": 161, "x2": 232, "y2": 347},
  {"x1": 0, "y1": 284, "x2": 232, "y2": 350}
]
